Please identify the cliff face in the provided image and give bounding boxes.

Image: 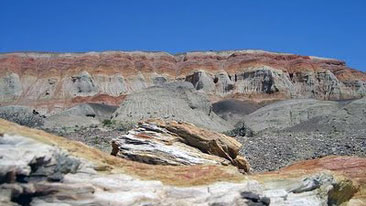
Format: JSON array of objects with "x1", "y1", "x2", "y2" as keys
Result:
[{"x1": 0, "y1": 50, "x2": 365, "y2": 113}]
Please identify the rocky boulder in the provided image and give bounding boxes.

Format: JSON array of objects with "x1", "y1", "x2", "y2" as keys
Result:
[{"x1": 112, "y1": 119, "x2": 250, "y2": 172}]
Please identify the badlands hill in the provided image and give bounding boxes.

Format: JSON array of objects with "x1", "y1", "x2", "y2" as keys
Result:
[
  {"x1": 1, "y1": 50, "x2": 366, "y2": 205},
  {"x1": 0, "y1": 50, "x2": 365, "y2": 114},
  {"x1": 0, "y1": 50, "x2": 366, "y2": 172}
]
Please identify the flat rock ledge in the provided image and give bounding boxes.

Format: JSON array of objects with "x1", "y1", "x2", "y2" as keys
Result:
[{"x1": 112, "y1": 119, "x2": 250, "y2": 173}]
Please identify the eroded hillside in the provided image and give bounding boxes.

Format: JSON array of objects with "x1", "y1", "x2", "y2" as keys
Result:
[{"x1": 1, "y1": 50, "x2": 365, "y2": 114}]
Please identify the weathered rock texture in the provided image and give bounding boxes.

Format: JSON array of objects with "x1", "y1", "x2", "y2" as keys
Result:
[
  {"x1": 1, "y1": 119, "x2": 366, "y2": 206},
  {"x1": 1, "y1": 50, "x2": 365, "y2": 113},
  {"x1": 212, "y1": 99, "x2": 261, "y2": 125},
  {"x1": 111, "y1": 82, "x2": 233, "y2": 132},
  {"x1": 288, "y1": 97, "x2": 366, "y2": 133},
  {"x1": 235, "y1": 97, "x2": 366, "y2": 134},
  {"x1": 43, "y1": 103, "x2": 117, "y2": 129},
  {"x1": 0, "y1": 105, "x2": 45, "y2": 128},
  {"x1": 243, "y1": 99, "x2": 341, "y2": 132},
  {"x1": 233, "y1": 97, "x2": 366, "y2": 172},
  {"x1": 112, "y1": 119, "x2": 250, "y2": 172}
]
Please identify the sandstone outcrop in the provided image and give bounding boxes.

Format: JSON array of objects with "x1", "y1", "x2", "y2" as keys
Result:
[
  {"x1": 0, "y1": 119, "x2": 366, "y2": 205},
  {"x1": 1, "y1": 50, "x2": 365, "y2": 113},
  {"x1": 111, "y1": 119, "x2": 250, "y2": 172}
]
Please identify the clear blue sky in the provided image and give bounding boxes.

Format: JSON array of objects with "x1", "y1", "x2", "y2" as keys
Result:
[{"x1": 1, "y1": 0, "x2": 365, "y2": 71}]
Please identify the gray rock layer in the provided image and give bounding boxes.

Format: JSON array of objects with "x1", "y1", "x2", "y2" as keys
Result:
[
  {"x1": 236, "y1": 97, "x2": 366, "y2": 172},
  {"x1": 112, "y1": 82, "x2": 233, "y2": 132},
  {"x1": 185, "y1": 67, "x2": 366, "y2": 99},
  {"x1": 243, "y1": 99, "x2": 341, "y2": 133},
  {"x1": 43, "y1": 103, "x2": 117, "y2": 129}
]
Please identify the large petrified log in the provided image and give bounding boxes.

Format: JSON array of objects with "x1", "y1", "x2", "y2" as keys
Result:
[{"x1": 112, "y1": 119, "x2": 250, "y2": 172}]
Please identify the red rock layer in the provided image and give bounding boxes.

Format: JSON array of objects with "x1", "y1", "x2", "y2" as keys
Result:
[
  {"x1": 278, "y1": 156, "x2": 366, "y2": 184},
  {"x1": 1, "y1": 51, "x2": 364, "y2": 80},
  {"x1": 0, "y1": 50, "x2": 365, "y2": 111}
]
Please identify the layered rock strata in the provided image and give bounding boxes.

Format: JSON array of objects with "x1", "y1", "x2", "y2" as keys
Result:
[
  {"x1": 1, "y1": 50, "x2": 365, "y2": 113},
  {"x1": 112, "y1": 119, "x2": 250, "y2": 172}
]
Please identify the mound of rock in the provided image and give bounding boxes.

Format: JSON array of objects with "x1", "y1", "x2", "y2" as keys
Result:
[
  {"x1": 236, "y1": 97, "x2": 366, "y2": 172},
  {"x1": 112, "y1": 119, "x2": 250, "y2": 172},
  {"x1": 212, "y1": 99, "x2": 261, "y2": 125},
  {"x1": 286, "y1": 97, "x2": 366, "y2": 133},
  {"x1": 111, "y1": 82, "x2": 233, "y2": 132},
  {"x1": 243, "y1": 99, "x2": 341, "y2": 133},
  {"x1": 43, "y1": 103, "x2": 117, "y2": 129}
]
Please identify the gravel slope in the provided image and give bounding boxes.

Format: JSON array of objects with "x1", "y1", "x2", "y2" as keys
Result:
[
  {"x1": 239, "y1": 130, "x2": 366, "y2": 172},
  {"x1": 237, "y1": 97, "x2": 366, "y2": 172}
]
